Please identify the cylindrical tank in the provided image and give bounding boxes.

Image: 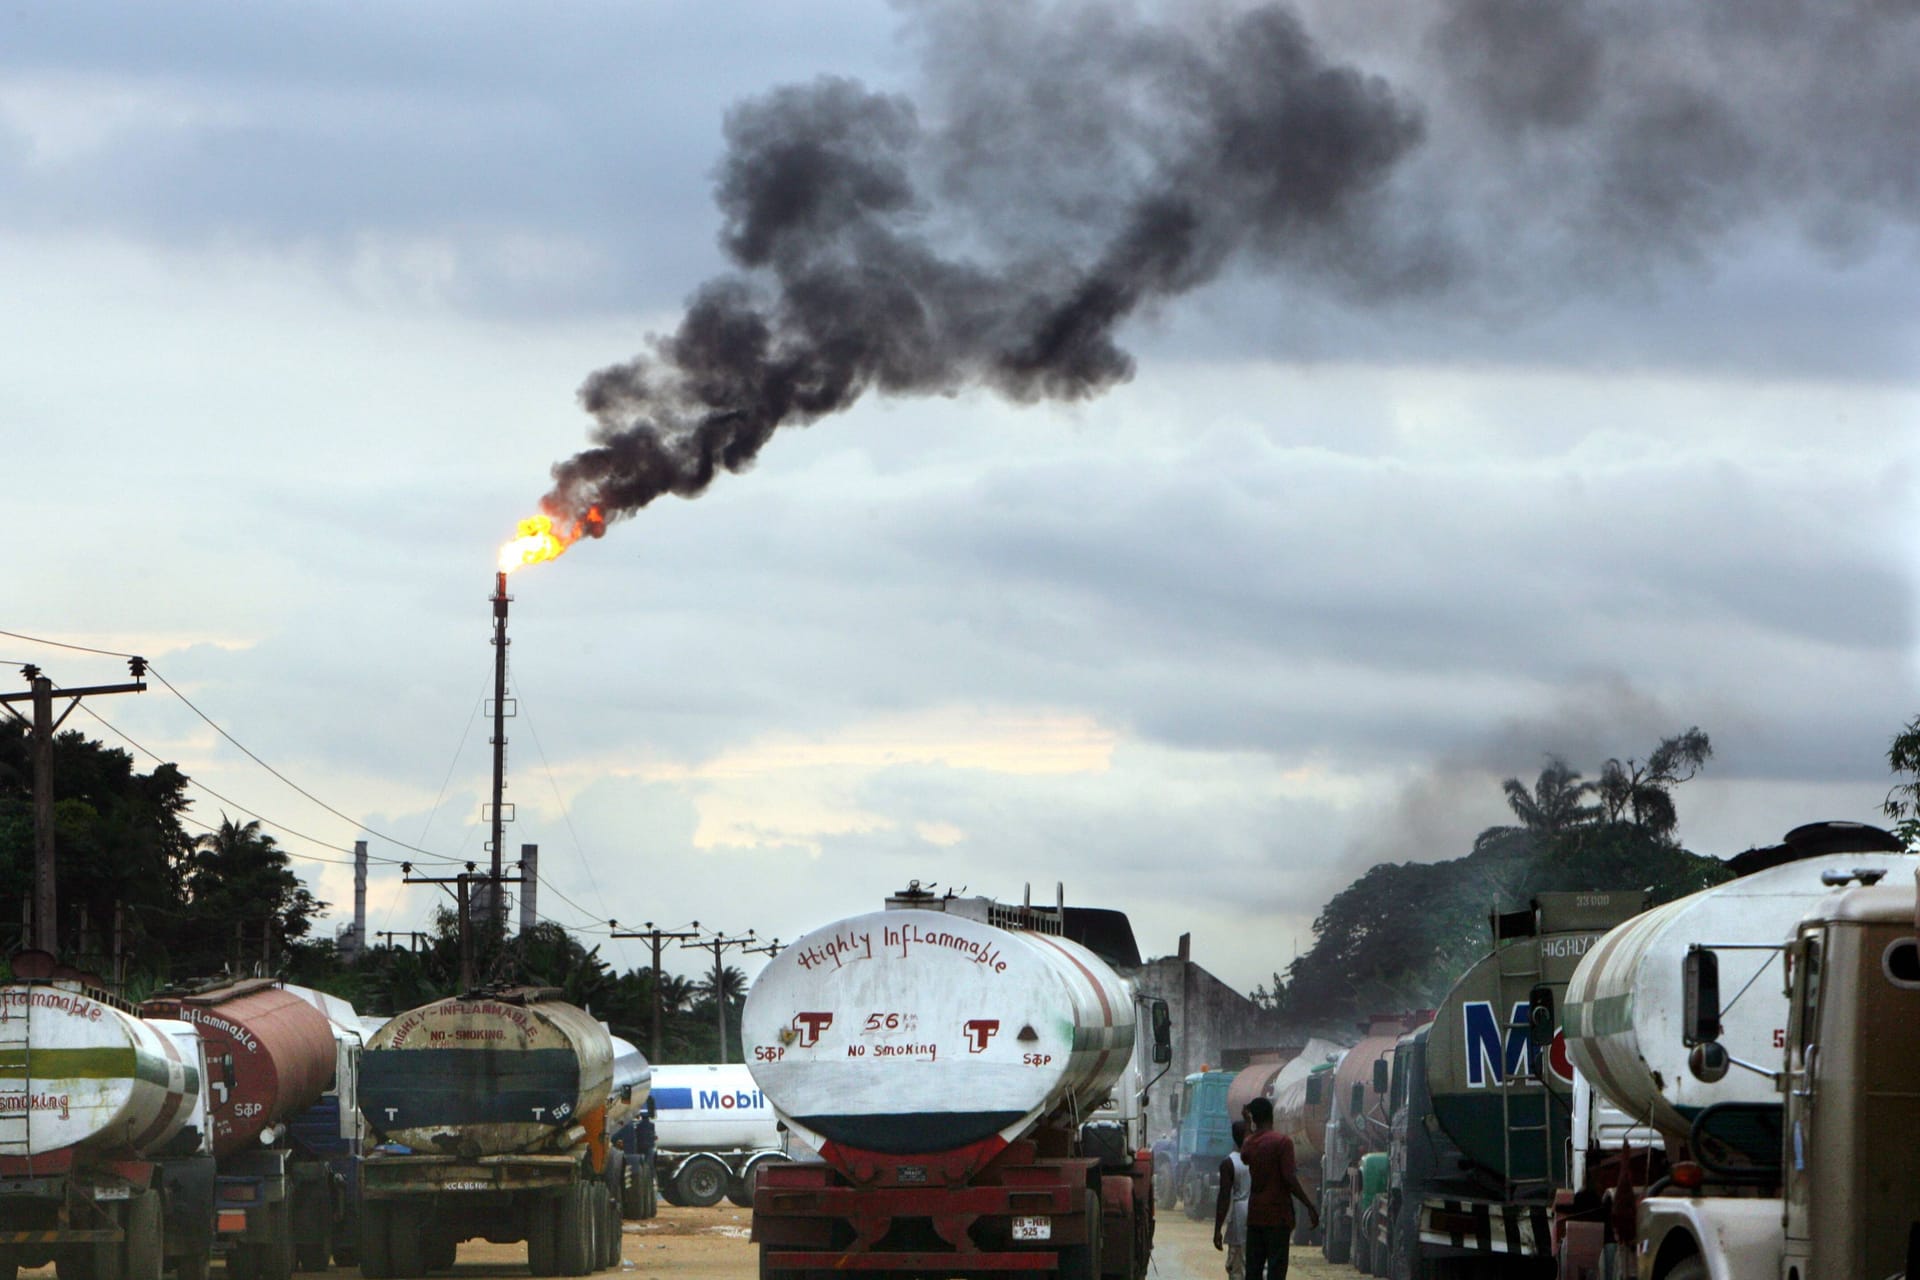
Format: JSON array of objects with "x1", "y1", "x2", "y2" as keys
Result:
[
  {"x1": 607, "y1": 1033, "x2": 650, "y2": 1131},
  {"x1": 1269, "y1": 1041, "x2": 1347, "y2": 1173},
  {"x1": 1423, "y1": 891, "x2": 1648, "y2": 1185},
  {"x1": 359, "y1": 989, "x2": 614, "y2": 1157},
  {"x1": 1225, "y1": 1052, "x2": 1295, "y2": 1123},
  {"x1": 742, "y1": 908, "x2": 1136, "y2": 1159},
  {"x1": 1566, "y1": 850, "x2": 1920, "y2": 1143},
  {"x1": 1328, "y1": 1015, "x2": 1409, "y2": 1139},
  {"x1": 650, "y1": 1064, "x2": 779, "y2": 1152},
  {"x1": 0, "y1": 983, "x2": 199, "y2": 1158},
  {"x1": 141, "y1": 980, "x2": 337, "y2": 1158}
]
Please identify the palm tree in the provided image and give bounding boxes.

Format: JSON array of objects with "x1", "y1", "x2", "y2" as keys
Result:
[
  {"x1": 185, "y1": 817, "x2": 322, "y2": 974},
  {"x1": 1501, "y1": 758, "x2": 1597, "y2": 838}
]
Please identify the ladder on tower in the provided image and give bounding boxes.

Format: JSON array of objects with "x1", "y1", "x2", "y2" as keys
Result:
[
  {"x1": 1491, "y1": 905, "x2": 1557, "y2": 1203},
  {"x1": 0, "y1": 985, "x2": 34, "y2": 1160}
]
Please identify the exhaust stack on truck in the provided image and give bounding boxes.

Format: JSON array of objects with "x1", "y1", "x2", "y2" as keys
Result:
[{"x1": 743, "y1": 883, "x2": 1171, "y2": 1278}]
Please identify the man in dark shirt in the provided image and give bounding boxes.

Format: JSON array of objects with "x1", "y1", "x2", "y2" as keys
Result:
[{"x1": 1240, "y1": 1096, "x2": 1319, "y2": 1279}]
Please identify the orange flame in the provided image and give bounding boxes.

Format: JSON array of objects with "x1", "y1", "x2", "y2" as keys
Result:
[{"x1": 498, "y1": 507, "x2": 603, "y2": 574}]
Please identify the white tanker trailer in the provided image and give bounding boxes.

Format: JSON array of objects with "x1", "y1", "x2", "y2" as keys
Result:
[
  {"x1": 1565, "y1": 832, "x2": 1920, "y2": 1151},
  {"x1": 1560, "y1": 821, "x2": 1920, "y2": 1280},
  {"x1": 744, "y1": 883, "x2": 1171, "y2": 1279},
  {"x1": 647, "y1": 1063, "x2": 785, "y2": 1210},
  {"x1": 0, "y1": 961, "x2": 213, "y2": 1280}
]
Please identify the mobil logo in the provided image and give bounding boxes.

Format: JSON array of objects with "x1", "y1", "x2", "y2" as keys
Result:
[
  {"x1": 1462, "y1": 1000, "x2": 1548, "y2": 1087},
  {"x1": 697, "y1": 1088, "x2": 766, "y2": 1111}
]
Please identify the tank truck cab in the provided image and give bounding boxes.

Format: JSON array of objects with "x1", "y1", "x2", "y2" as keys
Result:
[{"x1": 1635, "y1": 866, "x2": 1920, "y2": 1280}]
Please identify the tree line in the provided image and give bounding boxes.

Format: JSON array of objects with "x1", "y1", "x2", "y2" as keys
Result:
[{"x1": 0, "y1": 720, "x2": 751, "y2": 1062}]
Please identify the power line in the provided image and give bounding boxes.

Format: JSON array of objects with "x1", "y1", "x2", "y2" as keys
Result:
[{"x1": 143, "y1": 664, "x2": 464, "y2": 865}]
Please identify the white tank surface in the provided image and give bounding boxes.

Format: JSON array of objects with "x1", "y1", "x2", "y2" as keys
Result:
[
  {"x1": 743, "y1": 907, "x2": 1136, "y2": 1158},
  {"x1": 1566, "y1": 846, "x2": 1920, "y2": 1141},
  {"x1": 606, "y1": 1033, "x2": 651, "y2": 1130},
  {"x1": 650, "y1": 1064, "x2": 778, "y2": 1152},
  {"x1": 0, "y1": 983, "x2": 200, "y2": 1158}
]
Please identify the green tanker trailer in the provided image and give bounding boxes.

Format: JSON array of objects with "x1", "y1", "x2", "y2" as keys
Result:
[
  {"x1": 356, "y1": 988, "x2": 645, "y2": 1279},
  {"x1": 1378, "y1": 890, "x2": 1648, "y2": 1279}
]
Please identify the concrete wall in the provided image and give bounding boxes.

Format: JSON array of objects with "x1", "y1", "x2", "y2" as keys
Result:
[{"x1": 1122, "y1": 933, "x2": 1312, "y2": 1139}]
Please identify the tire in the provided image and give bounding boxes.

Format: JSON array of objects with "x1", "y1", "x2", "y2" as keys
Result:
[
  {"x1": 1352, "y1": 1208, "x2": 1372, "y2": 1276},
  {"x1": 524, "y1": 1196, "x2": 558, "y2": 1278},
  {"x1": 294, "y1": 1186, "x2": 331, "y2": 1273},
  {"x1": 620, "y1": 1157, "x2": 648, "y2": 1221},
  {"x1": 1324, "y1": 1206, "x2": 1351, "y2": 1265},
  {"x1": 358, "y1": 1203, "x2": 393, "y2": 1280},
  {"x1": 58, "y1": 1250, "x2": 95, "y2": 1280},
  {"x1": 428, "y1": 1234, "x2": 456, "y2": 1273},
  {"x1": 386, "y1": 1213, "x2": 428, "y2": 1280},
  {"x1": 1056, "y1": 1191, "x2": 1102, "y2": 1280},
  {"x1": 1151, "y1": 1159, "x2": 1175, "y2": 1210},
  {"x1": 174, "y1": 1254, "x2": 210, "y2": 1280},
  {"x1": 598, "y1": 1190, "x2": 621, "y2": 1271},
  {"x1": 225, "y1": 1250, "x2": 259, "y2": 1280},
  {"x1": 1663, "y1": 1259, "x2": 1707, "y2": 1280},
  {"x1": 124, "y1": 1191, "x2": 162, "y2": 1280},
  {"x1": 257, "y1": 1203, "x2": 294, "y2": 1280},
  {"x1": 555, "y1": 1183, "x2": 592, "y2": 1278},
  {"x1": 655, "y1": 1170, "x2": 684, "y2": 1209},
  {"x1": 674, "y1": 1160, "x2": 727, "y2": 1210}
]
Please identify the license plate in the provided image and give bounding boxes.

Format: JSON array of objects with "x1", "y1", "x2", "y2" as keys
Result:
[
  {"x1": 93, "y1": 1186, "x2": 131, "y2": 1201},
  {"x1": 1011, "y1": 1216, "x2": 1050, "y2": 1242}
]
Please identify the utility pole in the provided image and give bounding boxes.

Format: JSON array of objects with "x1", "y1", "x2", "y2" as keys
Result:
[
  {"x1": 403, "y1": 862, "x2": 522, "y2": 991},
  {"x1": 611, "y1": 920, "x2": 701, "y2": 1062},
  {"x1": 683, "y1": 929, "x2": 755, "y2": 1063},
  {"x1": 0, "y1": 660, "x2": 147, "y2": 955}
]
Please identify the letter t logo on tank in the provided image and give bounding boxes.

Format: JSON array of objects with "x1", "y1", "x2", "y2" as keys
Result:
[
  {"x1": 791, "y1": 1012, "x2": 833, "y2": 1047},
  {"x1": 964, "y1": 1019, "x2": 1000, "y2": 1053}
]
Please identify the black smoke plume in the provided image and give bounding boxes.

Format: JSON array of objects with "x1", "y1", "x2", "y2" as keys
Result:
[
  {"x1": 546, "y1": 0, "x2": 1920, "y2": 531},
  {"x1": 544, "y1": 5, "x2": 1422, "y2": 529}
]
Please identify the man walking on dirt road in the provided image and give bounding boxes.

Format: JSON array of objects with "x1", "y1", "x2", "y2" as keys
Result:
[{"x1": 1240, "y1": 1096, "x2": 1318, "y2": 1279}]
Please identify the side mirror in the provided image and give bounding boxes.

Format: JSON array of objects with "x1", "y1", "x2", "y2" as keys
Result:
[
  {"x1": 1371, "y1": 1058, "x2": 1388, "y2": 1096},
  {"x1": 1688, "y1": 1041, "x2": 1730, "y2": 1084},
  {"x1": 1306, "y1": 1076, "x2": 1323, "y2": 1107},
  {"x1": 1150, "y1": 999, "x2": 1172, "y2": 1065},
  {"x1": 1526, "y1": 983, "x2": 1556, "y2": 1054},
  {"x1": 1684, "y1": 947, "x2": 1722, "y2": 1046}
]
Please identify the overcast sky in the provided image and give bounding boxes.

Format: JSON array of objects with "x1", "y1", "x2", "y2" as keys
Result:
[{"x1": 6, "y1": 0, "x2": 1917, "y2": 997}]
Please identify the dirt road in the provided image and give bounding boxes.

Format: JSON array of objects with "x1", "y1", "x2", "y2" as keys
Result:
[{"x1": 325, "y1": 1201, "x2": 1363, "y2": 1280}]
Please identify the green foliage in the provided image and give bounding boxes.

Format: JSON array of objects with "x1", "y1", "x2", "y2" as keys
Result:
[
  {"x1": 1882, "y1": 714, "x2": 1920, "y2": 849},
  {"x1": 1271, "y1": 729, "x2": 1733, "y2": 1031}
]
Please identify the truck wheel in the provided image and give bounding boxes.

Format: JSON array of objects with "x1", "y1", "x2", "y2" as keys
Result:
[
  {"x1": 1056, "y1": 1191, "x2": 1102, "y2": 1280},
  {"x1": 57, "y1": 1250, "x2": 94, "y2": 1280},
  {"x1": 1663, "y1": 1261, "x2": 1707, "y2": 1280},
  {"x1": 258, "y1": 1203, "x2": 295, "y2": 1280},
  {"x1": 122, "y1": 1191, "x2": 162, "y2": 1280},
  {"x1": 1178, "y1": 1168, "x2": 1206, "y2": 1222},
  {"x1": 600, "y1": 1190, "x2": 623, "y2": 1270},
  {"x1": 620, "y1": 1158, "x2": 648, "y2": 1220},
  {"x1": 674, "y1": 1159, "x2": 727, "y2": 1209},
  {"x1": 386, "y1": 1216, "x2": 428, "y2": 1280},
  {"x1": 1323, "y1": 1202, "x2": 1350, "y2": 1265},
  {"x1": 524, "y1": 1196, "x2": 558, "y2": 1277},
  {"x1": 173, "y1": 1254, "x2": 210, "y2": 1280},
  {"x1": 358, "y1": 1203, "x2": 393, "y2": 1280},
  {"x1": 555, "y1": 1182, "x2": 592, "y2": 1278},
  {"x1": 293, "y1": 1185, "x2": 331, "y2": 1272},
  {"x1": 428, "y1": 1233, "x2": 456, "y2": 1273}
]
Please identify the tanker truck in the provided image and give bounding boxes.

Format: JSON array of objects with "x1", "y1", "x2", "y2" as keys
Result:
[
  {"x1": 1161, "y1": 1069, "x2": 1233, "y2": 1220},
  {"x1": 1562, "y1": 821, "x2": 1920, "y2": 1280},
  {"x1": 1379, "y1": 889, "x2": 1649, "y2": 1279},
  {"x1": 1317, "y1": 1012, "x2": 1420, "y2": 1268},
  {"x1": 648, "y1": 1062, "x2": 784, "y2": 1209},
  {"x1": 1270, "y1": 1043, "x2": 1345, "y2": 1246},
  {"x1": 744, "y1": 884, "x2": 1172, "y2": 1279},
  {"x1": 141, "y1": 978, "x2": 351, "y2": 1280},
  {"x1": 0, "y1": 954, "x2": 213, "y2": 1280},
  {"x1": 356, "y1": 987, "x2": 644, "y2": 1279}
]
